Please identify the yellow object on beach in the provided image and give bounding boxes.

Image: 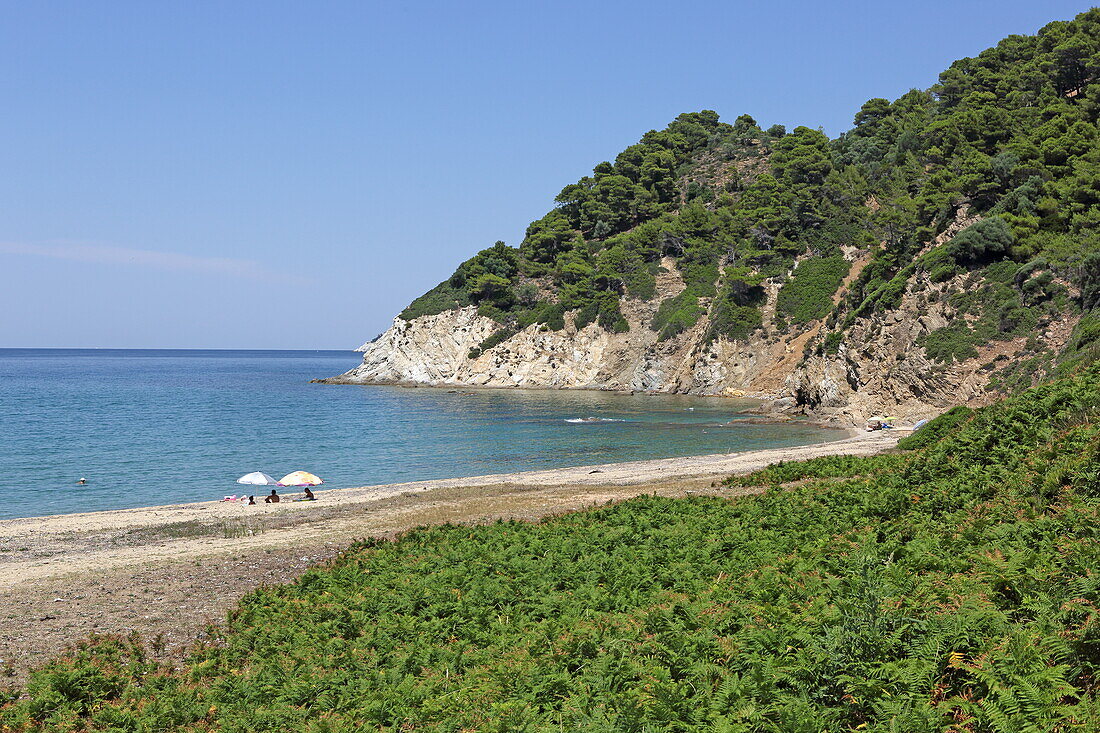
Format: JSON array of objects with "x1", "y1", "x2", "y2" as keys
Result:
[{"x1": 278, "y1": 471, "x2": 323, "y2": 486}]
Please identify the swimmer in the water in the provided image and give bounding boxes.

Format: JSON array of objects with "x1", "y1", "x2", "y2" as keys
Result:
[{"x1": 76, "y1": 478, "x2": 87, "y2": 485}]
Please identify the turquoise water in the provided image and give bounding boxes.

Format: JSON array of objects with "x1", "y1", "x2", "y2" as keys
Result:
[{"x1": 0, "y1": 349, "x2": 843, "y2": 519}]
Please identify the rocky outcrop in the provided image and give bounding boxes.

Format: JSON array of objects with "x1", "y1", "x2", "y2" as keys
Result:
[
  {"x1": 332, "y1": 310, "x2": 716, "y2": 395},
  {"x1": 785, "y1": 268, "x2": 1079, "y2": 425},
  {"x1": 327, "y1": 259, "x2": 767, "y2": 395},
  {"x1": 326, "y1": 236, "x2": 1079, "y2": 427}
]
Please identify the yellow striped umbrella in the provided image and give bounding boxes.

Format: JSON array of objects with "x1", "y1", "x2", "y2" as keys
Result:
[{"x1": 278, "y1": 471, "x2": 323, "y2": 486}]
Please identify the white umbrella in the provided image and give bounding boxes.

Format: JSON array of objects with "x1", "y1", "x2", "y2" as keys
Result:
[{"x1": 237, "y1": 471, "x2": 278, "y2": 486}]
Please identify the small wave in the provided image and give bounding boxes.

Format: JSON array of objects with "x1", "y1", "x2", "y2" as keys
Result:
[{"x1": 564, "y1": 417, "x2": 627, "y2": 424}]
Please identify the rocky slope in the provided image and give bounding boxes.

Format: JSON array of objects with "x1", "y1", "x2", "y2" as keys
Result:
[
  {"x1": 326, "y1": 229, "x2": 1080, "y2": 426},
  {"x1": 326, "y1": 11, "x2": 1100, "y2": 426}
]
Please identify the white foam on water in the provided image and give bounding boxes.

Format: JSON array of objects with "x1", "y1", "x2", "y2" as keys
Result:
[{"x1": 564, "y1": 417, "x2": 627, "y2": 424}]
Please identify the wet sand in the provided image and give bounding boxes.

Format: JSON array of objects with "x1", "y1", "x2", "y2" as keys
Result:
[{"x1": 0, "y1": 430, "x2": 903, "y2": 686}]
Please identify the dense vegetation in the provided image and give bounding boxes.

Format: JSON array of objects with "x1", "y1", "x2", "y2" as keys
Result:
[
  {"x1": 6, "y1": 11, "x2": 1100, "y2": 731},
  {"x1": 398, "y1": 9, "x2": 1100, "y2": 386},
  {"x1": 5, "y1": 364, "x2": 1100, "y2": 730},
  {"x1": 775, "y1": 256, "x2": 850, "y2": 326}
]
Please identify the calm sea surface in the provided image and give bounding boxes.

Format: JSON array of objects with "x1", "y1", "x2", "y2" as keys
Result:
[{"x1": 0, "y1": 349, "x2": 844, "y2": 519}]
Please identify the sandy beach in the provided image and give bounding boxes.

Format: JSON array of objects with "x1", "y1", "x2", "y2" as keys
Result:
[{"x1": 0, "y1": 430, "x2": 903, "y2": 685}]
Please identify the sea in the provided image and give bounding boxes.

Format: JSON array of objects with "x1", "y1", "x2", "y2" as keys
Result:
[{"x1": 0, "y1": 349, "x2": 845, "y2": 520}]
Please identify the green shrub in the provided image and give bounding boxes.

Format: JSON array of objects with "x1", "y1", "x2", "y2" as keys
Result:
[
  {"x1": 475, "y1": 302, "x2": 510, "y2": 323},
  {"x1": 515, "y1": 302, "x2": 566, "y2": 332},
  {"x1": 896, "y1": 405, "x2": 973, "y2": 450},
  {"x1": 724, "y1": 453, "x2": 909, "y2": 486},
  {"x1": 928, "y1": 263, "x2": 957, "y2": 283},
  {"x1": 1079, "y1": 252, "x2": 1100, "y2": 312},
  {"x1": 468, "y1": 328, "x2": 516, "y2": 358},
  {"x1": 624, "y1": 264, "x2": 657, "y2": 300},
  {"x1": 848, "y1": 265, "x2": 915, "y2": 324},
  {"x1": 947, "y1": 217, "x2": 1016, "y2": 263},
  {"x1": 1056, "y1": 314, "x2": 1100, "y2": 377},
  {"x1": 917, "y1": 322, "x2": 979, "y2": 363},
  {"x1": 707, "y1": 302, "x2": 762, "y2": 342},
  {"x1": 573, "y1": 302, "x2": 600, "y2": 331},
  {"x1": 597, "y1": 303, "x2": 630, "y2": 333},
  {"x1": 704, "y1": 276, "x2": 766, "y2": 342},
  {"x1": 538, "y1": 303, "x2": 566, "y2": 331},
  {"x1": 775, "y1": 256, "x2": 850, "y2": 324},
  {"x1": 1068, "y1": 314, "x2": 1100, "y2": 353},
  {"x1": 400, "y1": 280, "x2": 470, "y2": 320},
  {"x1": 919, "y1": 245, "x2": 960, "y2": 283},
  {"x1": 652, "y1": 291, "x2": 704, "y2": 340},
  {"x1": 987, "y1": 351, "x2": 1053, "y2": 394},
  {"x1": 569, "y1": 292, "x2": 630, "y2": 334}
]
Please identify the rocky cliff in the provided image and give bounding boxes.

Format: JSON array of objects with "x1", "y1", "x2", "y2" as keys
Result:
[
  {"x1": 325, "y1": 233, "x2": 1081, "y2": 427},
  {"x1": 324, "y1": 11, "x2": 1100, "y2": 425}
]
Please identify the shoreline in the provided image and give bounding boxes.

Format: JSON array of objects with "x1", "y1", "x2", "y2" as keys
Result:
[
  {"x1": 0, "y1": 429, "x2": 903, "y2": 686},
  {"x1": 1, "y1": 425, "x2": 864, "y2": 529},
  {"x1": 312, "y1": 380, "x2": 859, "y2": 430},
  {"x1": 313, "y1": 375, "x2": 772, "y2": 399},
  {"x1": 312, "y1": 376, "x2": 793, "y2": 409},
  {"x1": 1, "y1": 421, "x2": 856, "y2": 527}
]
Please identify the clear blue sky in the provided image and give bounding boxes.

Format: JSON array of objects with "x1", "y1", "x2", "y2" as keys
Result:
[{"x1": 2, "y1": 0, "x2": 1093, "y2": 349}]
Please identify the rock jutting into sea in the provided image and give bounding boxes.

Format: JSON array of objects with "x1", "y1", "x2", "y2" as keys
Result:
[
  {"x1": 323, "y1": 35, "x2": 1098, "y2": 428},
  {"x1": 323, "y1": 213, "x2": 1080, "y2": 427}
]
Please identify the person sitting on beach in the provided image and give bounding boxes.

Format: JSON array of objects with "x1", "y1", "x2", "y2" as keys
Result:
[
  {"x1": 264, "y1": 489, "x2": 280, "y2": 504},
  {"x1": 248, "y1": 495, "x2": 256, "y2": 505},
  {"x1": 297, "y1": 487, "x2": 316, "y2": 501}
]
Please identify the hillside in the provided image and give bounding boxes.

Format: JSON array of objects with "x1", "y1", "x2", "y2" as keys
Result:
[
  {"x1": 6, "y1": 365, "x2": 1100, "y2": 730},
  {"x1": 327, "y1": 9, "x2": 1100, "y2": 425}
]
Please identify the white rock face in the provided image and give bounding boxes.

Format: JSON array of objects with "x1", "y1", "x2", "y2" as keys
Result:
[
  {"x1": 333, "y1": 257, "x2": 737, "y2": 393},
  {"x1": 347, "y1": 308, "x2": 498, "y2": 385},
  {"x1": 330, "y1": 296, "x2": 825, "y2": 401},
  {"x1": 334, "y1": 305, "x2": 703, "y2": 392}
]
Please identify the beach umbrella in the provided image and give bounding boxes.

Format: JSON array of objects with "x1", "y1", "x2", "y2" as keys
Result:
[
  {"x1": 237, "y1": 471, "x2": 278, "y2": 486},
  {"x1": 279, "y1": 470, "x2": 323, "y2": 487}
]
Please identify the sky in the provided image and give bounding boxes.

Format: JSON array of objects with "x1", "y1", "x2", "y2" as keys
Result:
[{"x1": 1, "y1": 0, "x2": 1094, "y2": 349}]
